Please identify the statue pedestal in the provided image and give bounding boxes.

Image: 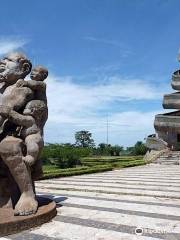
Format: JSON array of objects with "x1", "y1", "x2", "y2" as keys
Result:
[{"x1": 0, "y1": 196, "x2": 57, "y2": 237}]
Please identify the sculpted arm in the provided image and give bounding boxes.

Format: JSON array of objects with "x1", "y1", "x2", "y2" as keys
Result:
[
  {"x1": 9, "y1": 110, "x2": 34, "y2": 127},
  {"x1": 16, "y1": 79, "x2": 46, "y2": 91},
  {"x1": 0, "y1": 108, "x2": 34, "y2": 127},
  {"x1": 27, "y1": 80, "x2": 46, "y2": 91}
]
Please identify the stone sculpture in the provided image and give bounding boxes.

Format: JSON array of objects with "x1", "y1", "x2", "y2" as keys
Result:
[
  {"x1": 0, "y1": 52, "x2": 48, "y2": 216},
  {"x1": 146, "y1": 52, "x2": 180, "y2": 151}
]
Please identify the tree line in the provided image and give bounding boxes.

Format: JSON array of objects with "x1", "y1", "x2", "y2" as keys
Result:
[
  {"x1": 74, "y1": 130, "x2": 147, "y2": 155},
  {"x1": 40, "y1": 130, "x2": 147, "y2": 168}
]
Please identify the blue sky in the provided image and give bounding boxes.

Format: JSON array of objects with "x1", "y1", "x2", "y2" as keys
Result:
[{"x1": 0, "y1": 0, "x2": 180, "y2": 146}]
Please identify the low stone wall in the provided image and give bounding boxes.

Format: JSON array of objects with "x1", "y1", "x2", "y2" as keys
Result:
[{"x1": 144, "y1": 149, "x2": 169, "y2": 163}]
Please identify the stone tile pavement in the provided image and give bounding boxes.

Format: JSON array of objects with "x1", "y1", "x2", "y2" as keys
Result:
[{"x1": 2, "y1": 164, "x2": 180, "y2": 240}]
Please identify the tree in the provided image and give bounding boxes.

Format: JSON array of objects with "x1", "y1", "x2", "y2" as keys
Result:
[
  {"x1": 96, "y1": 143, "x2": 123, "y2": 156},
  {"x1": 110, "y1": 145, "x2": 124, "y2": 156},
  {"x1": 97, "y1": 143, "x2": 111, "y2": 155},
  {"x1": 98, "y1": 143, "x2": 107, "y2": 150},
  {"x1": 133, "y1": 141, "x2": 147, "y2": 155},
  {"x1": 75, "y1": 130, "x2": 95, "y2": 148}
]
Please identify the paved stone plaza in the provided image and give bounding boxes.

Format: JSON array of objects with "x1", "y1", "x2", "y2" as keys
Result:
[{"x1": 3, "y1": 164, "x2": 180, "y2": 240}]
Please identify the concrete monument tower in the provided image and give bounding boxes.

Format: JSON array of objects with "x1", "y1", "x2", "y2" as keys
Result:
[
  {"x1": 154, "y1": 56, "x2": 180, "y2": 150},
  {"x1": 145, "y1": 52, "x2": 180, "y2": 164}
]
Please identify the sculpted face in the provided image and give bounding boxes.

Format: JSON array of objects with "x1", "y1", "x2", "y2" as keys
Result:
[
  {"x1": 23, "y1": 100, "x2": 47, "y2": 117},
  {"x1": 23, "y1": 100, "x2": 47, "y2": 129},
  {"x1": 30, "y1": 66, "x2": 48, "y2": 81},
  {"x1": 0, "y1": 52, "x2": 32, "y2": 85}
]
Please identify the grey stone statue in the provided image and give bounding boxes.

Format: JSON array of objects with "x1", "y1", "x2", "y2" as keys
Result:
[{"x1": 0, "y1": 52, "x2": 48, "y2": 216}]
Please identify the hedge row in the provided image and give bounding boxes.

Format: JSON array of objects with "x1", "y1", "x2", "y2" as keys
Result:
[
  {"x1": 41, "y1": 161, "x2": 145, "y2": 180},
  {"x1": 40, "y1": 165, "x2": 113, "y2": 180},
  {"x1": 82, "y1": 159, "x2": 143, "y2": 165},
  {"x1": 43, "y1": 166, "x2": 88, "y2": 174},
  {"x1": 82, "y1": 156, "x2": 143, "y2": 162},
  {"x1": 113, "y1": 160, "x2": 145, "y2": 168}
]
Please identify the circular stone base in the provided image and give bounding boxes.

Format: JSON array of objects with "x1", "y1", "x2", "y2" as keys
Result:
[{"x1": 0, "y1": 196, "x2": 57, "y2": 237}]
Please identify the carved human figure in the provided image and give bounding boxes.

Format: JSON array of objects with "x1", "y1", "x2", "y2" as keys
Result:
[
  {"x1": 16, "y1": 65, "x2": 48, "y2": 104},
  {"x1": 0, "y1": 52, "x2": 33, "y2": 209},
  {"x1": 0, "y1": 100, "x2": 47, "y2": 166},
  {"x1": 0, "y1": 99, "x2": 47, "y2": 215},
  {"x1": 0, "y1": 65, "x2": 48, "y2": 128},
  {"x1": 0, "y1": 52, "x2": 32, "y2": 88},
  {"x1": 0, "y1": 52, "x2": 48, "y2": 216}
]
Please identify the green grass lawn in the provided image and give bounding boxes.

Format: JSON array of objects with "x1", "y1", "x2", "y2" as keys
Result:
[{"x1": 41, "y1": 155, "x2": 145, "y2": 179}]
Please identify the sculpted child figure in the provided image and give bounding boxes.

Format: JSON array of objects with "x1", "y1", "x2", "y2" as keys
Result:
[
  {"x1": 0, "y1": 65, "x2": 48, "y2": 128},
  {"x1": 0, "y1": 100, "x2": 47, "y2": 167},
  {"x1": 16, "y1": 66, "x2": 48, "y2": 166},
  {"x1": 16, "y1": 65, "x2": 48, "y2": 103},
  {"x1": 0, "y1": 99, "x2": 47, "y2": 215}
]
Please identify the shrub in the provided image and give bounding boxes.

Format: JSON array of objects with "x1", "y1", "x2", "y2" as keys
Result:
[
  {"x1": 134, "y1": 142, "x2": 147, "y2": 155},
  {"x1": 41, "y1": 165, "x2": 113, "y2": 180},
  {"x1": 40, "y1": 144, "x2": 92, "y2": 168},
  {"x1": 93, "y1": 143, "x2": 124, "y2": 156}
]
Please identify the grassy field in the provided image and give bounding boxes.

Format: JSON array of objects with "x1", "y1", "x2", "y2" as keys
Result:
[{"x1": 41, "y1": 155, "x2": 145, "y2": 179}]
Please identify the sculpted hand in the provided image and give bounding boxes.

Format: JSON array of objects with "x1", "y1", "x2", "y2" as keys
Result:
[
  {"x1": 23, "y1": 155, "x2": 35, "y2": 166},
  {"x1": 16, "y1": 79, "x2": 28, "y2": 87}
]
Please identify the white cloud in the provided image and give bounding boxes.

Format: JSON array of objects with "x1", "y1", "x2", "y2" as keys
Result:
[
  {"x1": 84, "y1": 36, "x2": 123, "y2": 47},
  {"x1": 83, "y1": 36, "x2": 131, "y2": 57},
  {"x1": 44, "y1": 74, "x2": 167, "y2": 146},
  {"x1": 0, "y1": 37, "x2": 27, "y2": 56}
]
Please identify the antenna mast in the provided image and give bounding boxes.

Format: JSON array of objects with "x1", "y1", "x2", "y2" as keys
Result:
[{"x1": 106, "y1": 114, "x2": 109, "y2": 145}]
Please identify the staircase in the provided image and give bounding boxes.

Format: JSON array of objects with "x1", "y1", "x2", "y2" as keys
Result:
[{"x1": 154, "y1": 151, "x2": 180, "y2": 165}]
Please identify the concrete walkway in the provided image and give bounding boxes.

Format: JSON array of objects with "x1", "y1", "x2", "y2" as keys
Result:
[{"x1": 3, "y1": 164, "x2": 180, "y2": 240}]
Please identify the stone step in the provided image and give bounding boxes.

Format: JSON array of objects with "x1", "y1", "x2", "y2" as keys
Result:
[
  {"x1": 160, "y1": 155, "x2": 180, "y2": 158},
  {"x1": 157, "y1": 161, "x2": 179, "y2": 163},
  {"x1": 157, "y1": 159, "x2": 179, "y2": 162},
  {"x1": 159, "y1": 155, "x2": 180, "y2": 158},
  {"x1": 155, "y1": 159, "x2": 179, "y2": 163},
  {"x1": 158, "y1": 158, "x2": 179, "y2": 161},
  {"x1": 155, "y1": 162, "x2": 179, "y2": 165},
  {"x1": 153, "y1": 151, "x2": 180, "y2": 165},
  {"x1": 11, "y1": 164, "x2": 180, "y2": 239}
]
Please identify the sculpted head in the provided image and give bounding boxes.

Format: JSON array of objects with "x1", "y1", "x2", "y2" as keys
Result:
[
  {"x1": 30, "y1": 66, "x2": 48, "y2": 81},
  {"x1": 0, "y1": 52, "x2": 32, "y2": 85}
]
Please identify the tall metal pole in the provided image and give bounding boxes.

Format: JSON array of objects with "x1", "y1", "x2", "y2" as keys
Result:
[{"x1": 106, "y1": 114, "x2": 109, "y2": 145}]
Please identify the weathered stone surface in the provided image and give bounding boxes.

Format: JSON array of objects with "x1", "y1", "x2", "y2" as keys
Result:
[
  {"x1": 163, "y1": 92, "x2": 180, "y2": 109},
  {"x1": 0, "y1": 52, "x2": 54, "y2": 220},
  {"x1": 154, "y1": 111, "x2": 180, "y2": 130},
  {"x1": 145, "y1": 136, "x2": 168, "y2": 150},
  {"x1": 171, "y1": 70, "x2": 180, "y2": 90},
  {"x1": 148, "y1": 53, "x2": 180, "y2": 150}
]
